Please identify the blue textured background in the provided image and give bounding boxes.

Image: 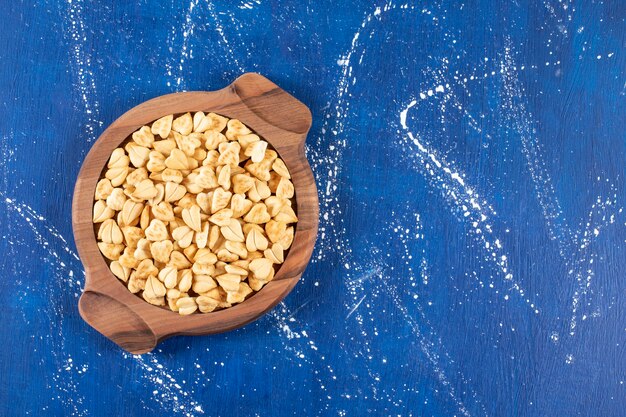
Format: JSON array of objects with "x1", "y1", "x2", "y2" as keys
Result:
[{"x1": 1, "y1": 1, "x2": 625, "y2": 416}]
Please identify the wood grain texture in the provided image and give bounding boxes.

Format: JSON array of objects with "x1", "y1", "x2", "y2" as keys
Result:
[{"x1": 73, "y1": 73, "x2": 318, "y2": 353}]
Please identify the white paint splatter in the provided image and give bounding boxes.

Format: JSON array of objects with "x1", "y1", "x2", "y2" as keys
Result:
[
  {"x1": 345, "y1": 295, "x2": 366, "y2": 319},
  {"x1": 309, "y1": 4, "x2": 490, "y2": 414},
  {"x1": 500, "y1": 39, "x2": 622, "y2": 334},
  {"x1": 177, "y1": 0, "x2": 200, "y2": 89},
  {"x1": 1, "y1": 194, "x2": 205, "y2": 415},
  {"x1": 129, "y1": 353, "x2": 205, "y2": 414},
  {"x1": 206, "y1": 1, "x2": 244, "y2": 73},
  {"x1": 400, "y1": 99, "x2": 539, "y2": 312},
  {"x1": 62, "y1": 0, "x2": 103, "y2": 145}
]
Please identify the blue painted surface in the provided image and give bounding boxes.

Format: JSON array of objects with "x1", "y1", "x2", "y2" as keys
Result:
[{"x1": 0, "y1": 1, "x2": 625, "y2": 416}]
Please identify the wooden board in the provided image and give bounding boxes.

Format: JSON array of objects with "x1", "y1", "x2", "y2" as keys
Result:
[{"x1": 72, "y1": 73, "x2": 319, "y2": 353}]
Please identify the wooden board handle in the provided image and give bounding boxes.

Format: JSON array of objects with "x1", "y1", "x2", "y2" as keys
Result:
[
  {"x1": 79, "y1": 289, "x2": 157, "y2": 354},
  {"x1": 232, "y1": 73, "x2": 312, "y2": 136}
]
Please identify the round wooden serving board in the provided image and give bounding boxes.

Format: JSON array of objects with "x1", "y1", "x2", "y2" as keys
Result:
[{"x1": 72, "y1": 73, "x2": 319, "y2": 354}]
